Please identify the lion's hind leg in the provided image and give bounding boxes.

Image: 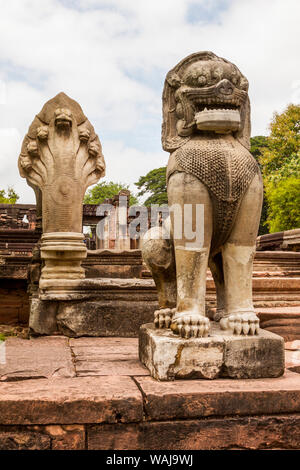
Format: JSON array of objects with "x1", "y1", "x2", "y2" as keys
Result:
[{"x1": 142, "y1": 220, "x2": 177, "y2": 329}]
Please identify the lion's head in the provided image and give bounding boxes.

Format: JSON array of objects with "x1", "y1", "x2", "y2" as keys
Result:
[{"x1": 162, "y1": 52, "x2": 251, "y2": 151}]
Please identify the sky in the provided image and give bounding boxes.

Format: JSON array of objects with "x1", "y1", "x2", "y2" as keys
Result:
[{"x1": 0, "y1": 0, "x2": 299, "y2": 203}]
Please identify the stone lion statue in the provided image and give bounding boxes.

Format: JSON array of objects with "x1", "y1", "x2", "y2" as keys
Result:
[{"x1": 142, "y1": 52, "x2": 263, "y2": 338}]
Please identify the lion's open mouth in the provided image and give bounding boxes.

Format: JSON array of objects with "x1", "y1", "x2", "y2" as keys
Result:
[{"x1": 195, "y1": 103, "x2": 241, "y2": 133}]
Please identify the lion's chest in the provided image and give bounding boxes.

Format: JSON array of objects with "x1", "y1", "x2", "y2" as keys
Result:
[{"x1": 167, "y1": 138, "x2": 259, "y2": 203}]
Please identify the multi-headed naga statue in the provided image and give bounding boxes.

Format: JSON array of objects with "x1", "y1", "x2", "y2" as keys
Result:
[
  {"x1": 18, "y1": 92, "x2": 105, "y2": 289},
  {"x1": 142, "y1": 52, "x2": 263, "y2": 339}
]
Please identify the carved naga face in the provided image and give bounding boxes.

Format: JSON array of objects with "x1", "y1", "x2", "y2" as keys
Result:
[
  {"x1": 54, "y1": 108, "x2": 73, "y2": 131},
  {"x1": 162, "y1": 52, "x2": 251, "y2": 151},
  {"x1": 18, "y1": 92, "x2": 106, "y2": 191}
]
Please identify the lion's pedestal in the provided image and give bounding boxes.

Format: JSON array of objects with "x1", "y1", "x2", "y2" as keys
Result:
[{"x1": 139, "y1": 323, "x2": 285, "y2": 381}]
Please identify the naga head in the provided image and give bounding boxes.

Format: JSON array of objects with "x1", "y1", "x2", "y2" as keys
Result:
[
  {"x1": 162, "y1": 52, "x2": 251, "y2": 151},
  {"x1": 18, "y1": 92, "x2": 106, "y2": 191},
  {"x1": 54, "y1": 107, "x2": 73, "y2": 131}
]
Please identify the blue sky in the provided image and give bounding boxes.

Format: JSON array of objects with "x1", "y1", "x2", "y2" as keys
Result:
[{"x1": 0, "y1": 0, "x2": 299, "y2": 203}]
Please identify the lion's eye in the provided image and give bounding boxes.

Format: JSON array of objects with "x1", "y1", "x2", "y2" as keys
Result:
[{"x1": 198, "y1": 75, "x2": 207, "y2": 86}]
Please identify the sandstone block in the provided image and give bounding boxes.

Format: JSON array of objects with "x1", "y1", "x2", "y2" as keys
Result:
[
  {"x1": 70, "y1": 337, "x2": 149, "y2": 377},
  {"x1": 0, "y1": 376, "x2": 142, "y2": 425},
  {"x1": 0, "y1": 336, "x2": 75, "y2": 382},
  {"x1": 0, "y1": 431, "x2": 50, "y2": 450},
  {"x1": 29, "y1": 298, "x2": 58, "y2": 335},
  {"x1": 56, "y1": 300, "x2": 155, "y2": 337},
  {"x1": 135, "y1": 370, "x2": 300, "y2": 421},
  {"x1": 88, "y1": 415, "x2": 300, "y2": 450},
  {"x1": 139, "y1": 323, "x2": 285, "y2": 380}
]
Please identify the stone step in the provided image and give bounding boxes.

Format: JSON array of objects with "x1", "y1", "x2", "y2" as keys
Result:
[{"x1": 0, "y1": 336, "x2": 299, "y2": 449}]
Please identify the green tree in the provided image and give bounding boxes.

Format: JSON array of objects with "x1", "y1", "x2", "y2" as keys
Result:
[
  {"x1": 260, "y1": 104, "x2": 300, "y2": 181},
  {"x1": 265, "y1": 177, "x2": 300, "y2": 232},
  {"x1": 260, "y1": 104, "x2": 300, "y2": 233},
  {"x1": 0, "y1": 186, "x2": 19, "y2": 204},
  {"x1": 250, "y1": 136, "x2": 269, "y2": 236},
  {"x1": 84, "y1": 181, "x2": 139, "y2": 206},
  {"x1": 135, "y1": 167, "x2": 167, "y2": 206}
]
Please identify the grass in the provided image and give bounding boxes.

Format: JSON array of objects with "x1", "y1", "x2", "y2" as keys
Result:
[{"x1": 0, "y1": 334, "x2": 6, "y2": 342}]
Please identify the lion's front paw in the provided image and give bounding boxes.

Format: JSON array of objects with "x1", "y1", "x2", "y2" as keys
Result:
[
  {"x1": 220, "y1": 312, "x2": 259, "y2": 335},
  {"x1": 154, "y1": 308, "x2": 176, "y2": 329},
  {"x1": 171, "y1": 312, "x2": 210, "y2": 338}
]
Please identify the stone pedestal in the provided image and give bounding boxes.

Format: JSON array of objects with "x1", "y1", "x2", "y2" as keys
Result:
[
  {"x1": 139, "y1": 323, "x2": 285, "y2": 381},
  {"x1": 29, "y1": 278, "x2": 158, "y2": 337},
  {"x1": 18, "y1": 92, "x2": 106, "y2": 331},
  {"x1": 40, "y1": 232, "x2": 87, "y2": 286}
]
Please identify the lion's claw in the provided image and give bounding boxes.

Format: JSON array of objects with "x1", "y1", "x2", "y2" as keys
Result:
[
  {"x1": 171, "y1": 313, "x2": 210, "y2": 338},
  {"x1": 154, "y1": 308, "x2": 176, "y2": 329},
  {"x1": 220, "y1": 312, "x2": 259, "y2": 335}
]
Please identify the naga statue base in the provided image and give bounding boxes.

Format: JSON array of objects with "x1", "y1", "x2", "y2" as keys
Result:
[{"x1": 139, "y1": 322, "x2": 285, "y2": 381}]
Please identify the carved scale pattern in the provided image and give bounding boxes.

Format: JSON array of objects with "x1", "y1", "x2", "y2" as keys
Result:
[{"x1": 168, "y1": 137, "x2": 259, "y2": 252}]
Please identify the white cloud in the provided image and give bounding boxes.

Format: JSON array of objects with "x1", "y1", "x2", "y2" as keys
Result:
[
  {"x1": 0, "y1": 0, "x2": 299, "y2": 202},
  {"x1": 102, "y1": 140, "x2": 165, "y2": 191}
]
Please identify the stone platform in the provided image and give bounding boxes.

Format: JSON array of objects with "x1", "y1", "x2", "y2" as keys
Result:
[
  {"x1": 27, "y1": 276, "x2": 300, "y2": 338},
  {"x1": 0, "y1": 336, "x2": 299, "y2": 450},
  {"x1": 139, "y1": 323, "x2": 285, "y2": 381}
]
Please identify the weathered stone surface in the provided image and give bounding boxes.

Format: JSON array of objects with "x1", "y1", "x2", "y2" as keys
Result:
[
  {"x1": 139, "y1": 322, "x2": 284, "y2": 380},
  {"x1": 70, "y1": 337, "x2": 149, "y2": 376},
  {"x1": 84, "y1": 249, "x2": 144, "y2": 279},
  {"x1": 0, "y1": 376, "x2": 142, "y2": 425},
  {"x1": 0, "y1": 335, "x2": 298, "y2": 450},
  {"x1": 56, "y1": 300, "x2": 156, "y2": 337},
  {"x1": 0, "y1": 280, "x2": 29, "y2": 325},
  {"x1": 88, "y1": 415, "x2": 300, "y2": 450},
  {"x1": 285, "y1": 351, "x2": 300, "y2": 373},
  {"x1": 257, "y1": 228, "x2": 300, "y2": 252},
  {"x1": 140, "y1": 415, "x2": 300, "y2": 450},
  {"x1": 140, "y1": 323, "x2": 285, "y2": 380},
  {"x1": 29, "y1": 298, "x2": 58, "y2": 335},
  {"x1": 45, "y1": 425, "x2": 85, "y2": 450},
  {"x1": 285, "y1": 340, "x2": 300, "y2": 373},
  {"x1": 135, "y1": 370, "x2": 300, "y2": 420},
  {"x1": 0, "y1": 430, "x2": 50, "y2": 450},
  {"x1": 257, "y1": 306, "x2": 300, "y2": 341},
  {"x1": 70, "y1": 336, "x2": 139, "y2": 351},
  {"x1": 222, "y1": 327, "x2": 285, "y2": 378},
  {"x1": 140, "y1": 324, "x2": 224, "y2": 380},
  {"x1": 88, "y1": 424, "x2": 140, "y2": 450},
  {"x1": 30, "y1": 278, "x2": 157, "y2": 337},
  {"x1": 253, "y1": 250, "x2": 300, "y2": 275},
  {"x1": 286, "y1": 340, "x2": 300, "y2": 350},
  {"x1": 0, "y1": 336, "x2": 75, "y2": 382},
  {"x1": 39, "y1": 277, "x2": 156, "y2": 300}
]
